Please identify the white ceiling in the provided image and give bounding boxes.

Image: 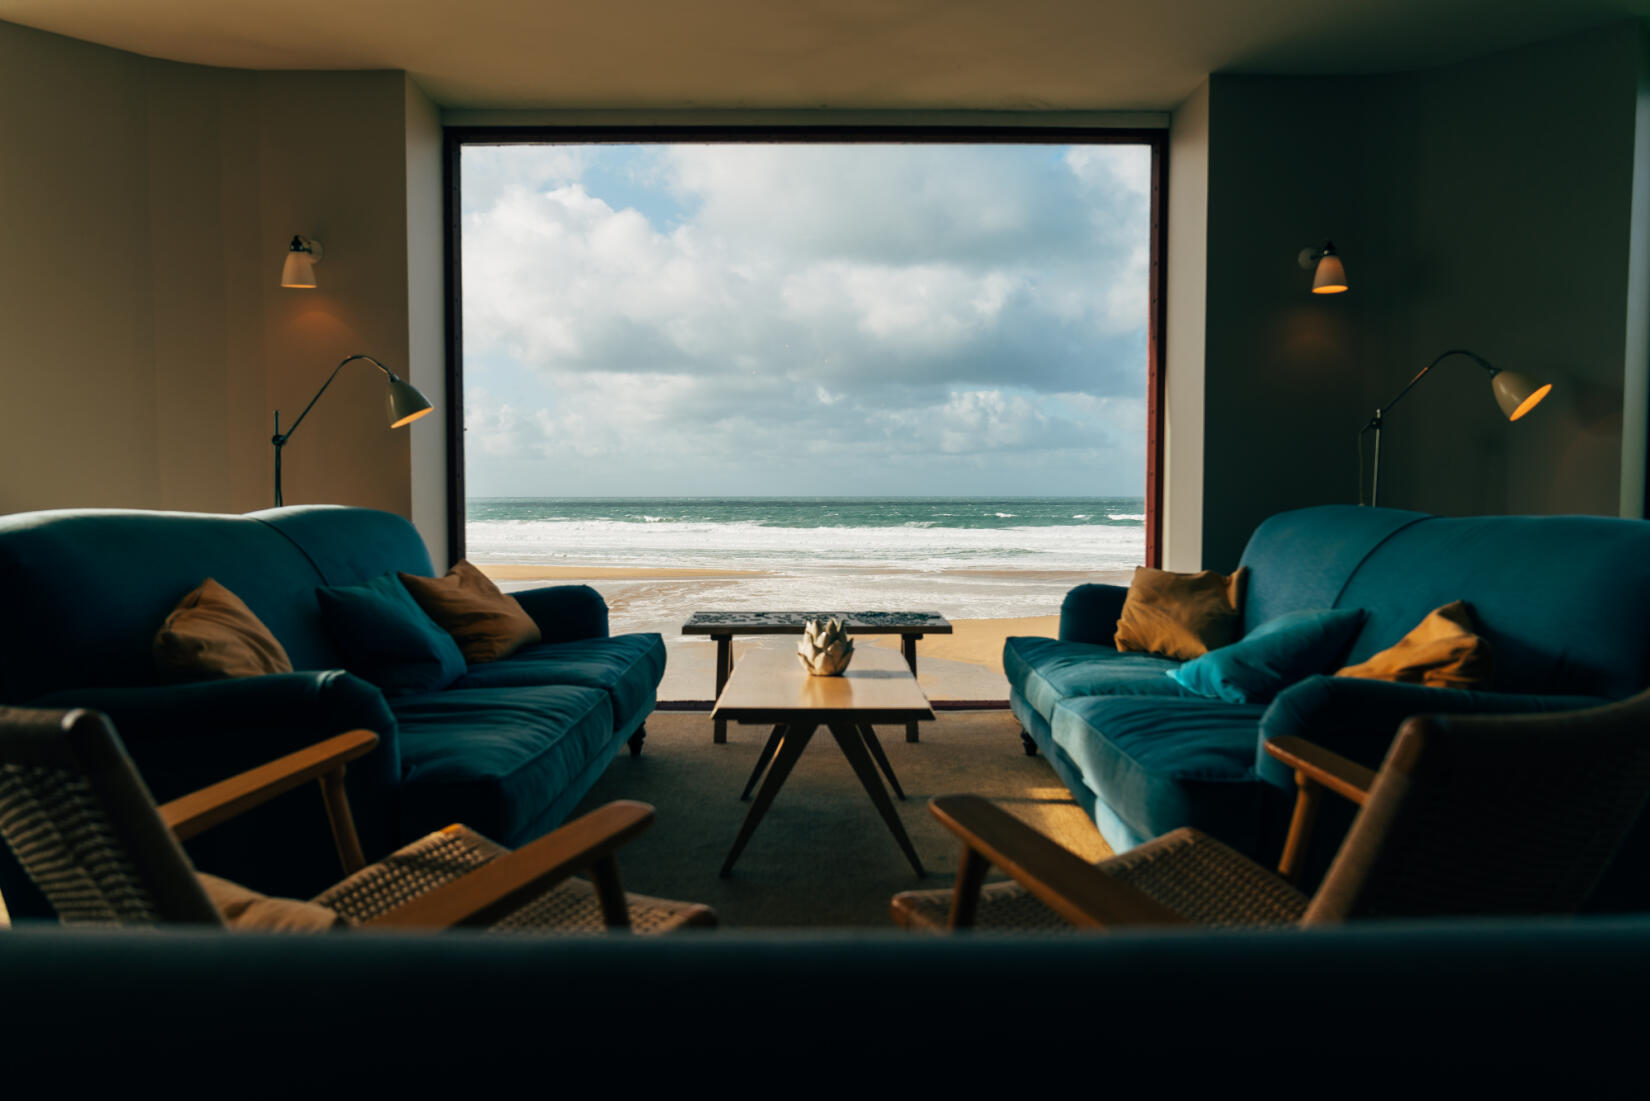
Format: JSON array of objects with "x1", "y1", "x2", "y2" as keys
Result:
[{"x1": 2, "y1": 0, "x2": 1646, "y2": 111}]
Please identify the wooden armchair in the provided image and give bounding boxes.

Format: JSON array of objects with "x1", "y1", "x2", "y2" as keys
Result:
[
  {"x1": 893, "y1": 689, "x2": 1650, "y2": 931},
  {"x1": 0, "y1": 706, "x2": 716, "y2": 933}
]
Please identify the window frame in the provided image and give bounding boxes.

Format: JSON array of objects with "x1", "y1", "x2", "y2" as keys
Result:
[{"x1": 441, "y1": 125, "x2": 1168, "y2": 567}]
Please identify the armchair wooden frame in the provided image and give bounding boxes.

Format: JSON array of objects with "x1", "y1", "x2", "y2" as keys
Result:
[
  {"x1": 917, "y1": 687, "x2": 1650, "y2": 931},
  {"x1": 161, "y1": 728, "x2": 662, "y2": 931},
  {"x1": 931, "y1": 736, "x2": 1357, "y2": 930},
  {"x1": 1, "y1": 708, "x2": 691, "y2": 932}
]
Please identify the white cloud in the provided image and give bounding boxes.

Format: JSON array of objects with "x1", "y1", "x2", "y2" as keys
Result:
[{"x1": 460, "y1": 143, "x2": 1152, "y2": 495}]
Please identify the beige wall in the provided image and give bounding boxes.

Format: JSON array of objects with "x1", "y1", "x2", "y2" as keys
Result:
[
  {"x1": 0, "y1": 20, "x2": 443, "y2": 548},
  {"x1": 405, "y1": 77, "x2": 450, "y2": 567}
]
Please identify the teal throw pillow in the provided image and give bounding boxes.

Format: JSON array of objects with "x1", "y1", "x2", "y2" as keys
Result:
[
  {"x1": 1168, "y1": 608, "x2": 1367, "y2": 705},
  {"x1": 316, "y1": 572, "x2": 467, "y2": 695}
]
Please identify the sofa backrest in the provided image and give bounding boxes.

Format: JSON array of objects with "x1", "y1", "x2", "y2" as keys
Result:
[
  {"x1": 1239, "y1": 505, "x2": 1650, "y2": 699},
  {"x1": 1238, "y1": 506, "x2": 1427, "y2": 634},
  {"x1": 0, "y1": 506, "x2": 435, "y2": 702},
  {"x1": 1333, "y1": 513, "x2": 1650, "y2": 698}
]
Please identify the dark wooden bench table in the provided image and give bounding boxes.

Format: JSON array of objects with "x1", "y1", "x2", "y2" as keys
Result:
[{"x1": 682, "y1": 611, "x2": 952, "y2": 744}]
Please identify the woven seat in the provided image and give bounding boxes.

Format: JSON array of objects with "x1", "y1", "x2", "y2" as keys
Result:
[
  {"x1": 894, "y1": 828, "x2": 1308, "y2": 932},
  {"x1": 897, "y1": 688, "x2": 1650, "y2": 933},
  {"x1": 315, "y1": 824, "x2": 713, "y2": 933},
  {"x1": 0, "y1": 706, "x2": 716, "y2": 934}
]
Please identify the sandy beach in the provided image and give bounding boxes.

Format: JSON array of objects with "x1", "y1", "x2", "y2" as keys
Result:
[{"x1": 480, "y1": 560, "x2": 1101, "y2": 702}]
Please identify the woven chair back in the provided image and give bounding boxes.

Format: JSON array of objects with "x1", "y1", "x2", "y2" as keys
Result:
[
  {"x1": 1303, "y1": 689, "x2": 1650, "y2": 924},
  {"x1": 0, "y1": 707, "x2": 221, "y2": 926}
]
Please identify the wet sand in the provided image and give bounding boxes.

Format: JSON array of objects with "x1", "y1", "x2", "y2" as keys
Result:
[{"x1": 483, "y1": 558, "x2": 1098, "y2": 701}]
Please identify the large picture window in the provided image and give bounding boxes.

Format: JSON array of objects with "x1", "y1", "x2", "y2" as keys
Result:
[{"x1": 445, "y1": 128, "x2": 1164, "y2": 702}]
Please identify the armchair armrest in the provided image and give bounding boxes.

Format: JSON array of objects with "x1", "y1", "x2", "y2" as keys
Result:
[
  {"x1": 159, "y1": 729, "x2": 378, "y2": 855},
  {"x1": 1264, "y1": 736, "x2": 1375, "y2": 806},
  {"x1": 928, "y1": 794, "x2": 1185, "y2": 929},
  {"x1": 1058, "y1": 583, "x2": 1129, "y2": 646},
  {"x1": 363, "y1": 800, "x2": 655, "y2": 930},
  {"x1": 512, "y1": 584, "x2": 610, "y2": 644},
  {"x1": 31, "y1": 672, "x2": 401, "y2": 897}
]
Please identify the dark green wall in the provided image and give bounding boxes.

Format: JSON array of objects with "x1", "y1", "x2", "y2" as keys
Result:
[{"x1": 1196, "y1": 21, "x2": 1647, "y2": 570}]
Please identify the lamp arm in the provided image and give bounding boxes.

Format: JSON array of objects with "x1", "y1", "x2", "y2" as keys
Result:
[
  {"x1": 272, "y1": 354, "x2": 397, "y2": 447},
  {"x1": 1360, "y1": 348, "x2": 1500, "y2": 433}
]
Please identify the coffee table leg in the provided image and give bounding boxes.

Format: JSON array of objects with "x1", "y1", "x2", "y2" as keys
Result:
[
  {"x1": 856, "y1": 723, "x2": 905, "y2": 800},
  {"x1": 713, "y1": 634, "x2": 733, "y2": 744},
  {"x1": 902, "y1": 634, "x2": 922, "y2": 743},
  {"x1": 740, "y1": 724, "x2": 787, "y2": 800},
  {"x1": 828, "y1": 721, "x2": 925, "y2": 877},
  {"x1": 721, "y1": 723, "x2": 816, "y2": 877}
]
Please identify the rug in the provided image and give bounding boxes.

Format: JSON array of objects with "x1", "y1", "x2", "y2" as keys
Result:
[{"x1": 568, "y1": 710, "x2": 1111, "y2": 929}]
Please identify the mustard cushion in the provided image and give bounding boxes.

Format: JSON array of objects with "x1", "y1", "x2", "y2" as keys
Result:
[
  {"x1": 198, "y1": 873, "x2": 345, "y2": 932},
  {"x1": 1336, "y1": 600, "x2": 1493, "y2": 689},
  {"x1": 398, "y1": 560, "x2": 542, "y2": 664},
  {"x1": 1114, "y1": 566, "x2": 1248, "y2": 662},
  {"x1": 153, "y1": 578, "x2": 293, "y2": 680}
]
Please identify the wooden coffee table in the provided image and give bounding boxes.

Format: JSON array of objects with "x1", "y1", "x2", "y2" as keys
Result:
[
  {"x1": 713, "y1": 645, "x2": 934, "y2": 878},
  {"x1": 682, "y1": 611, "x2": 952, "y2": 745}
]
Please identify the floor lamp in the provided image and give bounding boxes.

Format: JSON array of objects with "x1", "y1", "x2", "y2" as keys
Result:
[
  {"x1": 1360, "y1": 349, "x2": 1551, "y2": 507},
  {"x1": 272, "y1": 354, "x2": 434, "y2": 507}
]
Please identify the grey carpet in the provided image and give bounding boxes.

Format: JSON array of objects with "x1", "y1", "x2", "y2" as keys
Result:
[{"x1": 569, "y1": 710, "x2": 1112, "y2": 929}]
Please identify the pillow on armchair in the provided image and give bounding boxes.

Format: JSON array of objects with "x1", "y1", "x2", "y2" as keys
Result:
[
  {"x1": 316, "y1": 572, "x2": 468, "y2": 695},
  {"x1": 1170, "y1": 607, "x2": 1367, "y2": 704}
]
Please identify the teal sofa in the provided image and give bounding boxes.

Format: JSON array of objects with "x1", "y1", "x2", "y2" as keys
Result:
[
  {"x1": 0, "y1": 505, "x2": 664, "y2": 915},
  {"x1": 1005, "y1": 506, "x2": 1650, "y2": 895}
]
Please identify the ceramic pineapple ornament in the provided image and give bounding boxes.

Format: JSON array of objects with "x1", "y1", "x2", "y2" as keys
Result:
[{"x1": 798, "y1": 616, "x2": 854, "y2": 676}]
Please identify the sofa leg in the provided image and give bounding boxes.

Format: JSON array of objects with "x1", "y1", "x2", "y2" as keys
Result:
[
  {"x1": 628, "y1": 725, "x2": 646, "y2": 758},
  {"x1": 1020, "y1": 730, "x2": 1038, "y2": 757}
]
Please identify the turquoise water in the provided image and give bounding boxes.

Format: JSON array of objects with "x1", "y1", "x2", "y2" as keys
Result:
[{"x1": 467, "y1": 496, "x2": 1145, "y2": 572}]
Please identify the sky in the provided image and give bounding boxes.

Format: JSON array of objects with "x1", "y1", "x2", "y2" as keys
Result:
[{"x1": 460, "y1": 141, "x2": 1151, "y2": 498}]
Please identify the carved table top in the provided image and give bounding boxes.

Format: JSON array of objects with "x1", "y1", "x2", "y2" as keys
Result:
[{"x1": 681, "y1": 611, "x2": 953, "y2": 635}]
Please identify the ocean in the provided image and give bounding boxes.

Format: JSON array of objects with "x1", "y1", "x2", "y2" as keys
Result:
[{"x1": 467, "y1": 496, "x2": 1145, "y2": 627}]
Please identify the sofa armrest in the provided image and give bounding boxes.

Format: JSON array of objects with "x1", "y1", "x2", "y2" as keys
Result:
[
  {"x1": 1256, "y1": 676, "x2": 1612, "y2": 788},
  {"x1": 512, "y1": 584, "x2": 610, "y2": 643},
  {"x1": 1059, "y1": 583, "x2": 1129, "y2": 646}
]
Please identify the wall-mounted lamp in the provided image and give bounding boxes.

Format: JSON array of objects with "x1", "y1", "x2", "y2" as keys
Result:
[
  {"x1": 1298, "y1": 240, "x2": 1348, "y2": 294},
  {"x1": 1359, "y1": 348, "x2": 1553, "y2": 507},
  {"x1": 281, "y1": 235, "x2": 324, "y2": 289},
  {"x1": 271, "y1": 354, "x2": 433, "y2": 506}
]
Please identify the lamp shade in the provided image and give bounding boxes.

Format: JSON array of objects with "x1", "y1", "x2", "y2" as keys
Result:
[
  {"x1": 1491, "y1": 369, "x2": 1552, "y2": 422},
  {"x1": 386, "y1": 378, "x2": 434, "y2": 427},
  {"x1": 1312, "y1": 252, "x2": 1348, "y2": 294},
  {"x1": 281, "y1": 250, "x2": 317, "y2": 289}
]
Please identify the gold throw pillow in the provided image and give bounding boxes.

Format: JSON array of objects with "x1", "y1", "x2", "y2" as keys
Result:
[
  {"x1": 398, "y1": 560, "x2": 542, "y2": 664},
  {"x1": 1114, "y1": 565, "x2": 1248, "y2": 662},
  {"x1": 153, "y1": 578, "x2": 293, "y2": 680},
  {"x1": 1335, "y1": 600, "x2": 1493, "y2": 689}
]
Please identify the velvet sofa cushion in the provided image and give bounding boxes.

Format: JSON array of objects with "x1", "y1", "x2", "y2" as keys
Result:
[
  {"x1": 399, "y1": 561, "x2": 541, "y2": 664},
  {"x1": 316, "y1": 572, "x2": 466, "y2": 696},
  {"x1": 1171, "y1": 608, "x2": 1367, "y2": 704},
  {"x1": 1336, "y1": 600, "x2": 1492, "y2": 689},
  {"x1": 452, "y1": 633, "x2": 666, "y2": 734},
  {"x1": 1114, "y1": 566, "x2": 1248, "y2": 661},
  {"x1": 153, "y1": 578, "x2": 294, "y2": 680},
  {"x1": 390, "y1": 684, "x2": 614, "y2": 845},
  {"x1": 1051, "y1": 695, "x2": 1268, "y2": 851},
  {"x1": 1004, "y1": 636, "x2": 1192, "y2": 723}
]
